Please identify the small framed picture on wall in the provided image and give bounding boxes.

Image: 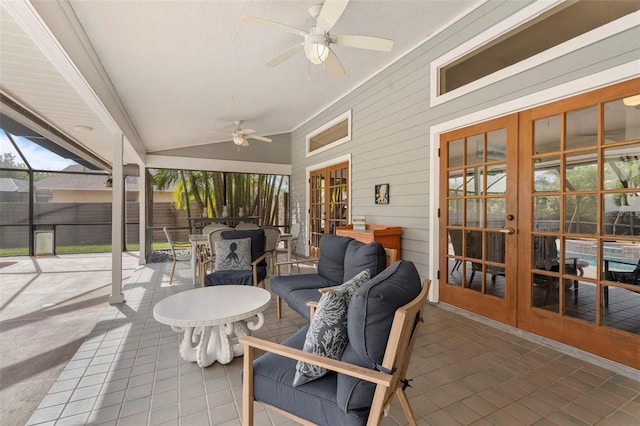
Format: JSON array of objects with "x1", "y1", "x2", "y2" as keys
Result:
[{"x1": 375, "y1": 183, "x2": 389, "y2": 204}]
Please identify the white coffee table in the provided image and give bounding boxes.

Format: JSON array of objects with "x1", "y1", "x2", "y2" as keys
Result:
[{"x1": 153, "y1": 285, "x2": 271, "y2": 367}]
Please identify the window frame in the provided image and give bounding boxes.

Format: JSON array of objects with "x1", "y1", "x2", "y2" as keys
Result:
[
  {"x1": 306, "y1": 110, "x2": 352, "y2": 158},
  {"x1": 430, "y1": 1, "x2": 640, "y2": 107}
]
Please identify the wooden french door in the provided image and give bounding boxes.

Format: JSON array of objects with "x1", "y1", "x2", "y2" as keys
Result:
[
  {"x1": 439, "y1": 115, "x2": 519, "y2": 325},
  {"x1": 439, "y1": 79, "x2": 640, "y2": 368},
  {"x1": 309, "y1": 161, "x2": 349, "y2": 257},
  {"x1": 517, "y1": 79, "x2": 639, "y2": 368}
]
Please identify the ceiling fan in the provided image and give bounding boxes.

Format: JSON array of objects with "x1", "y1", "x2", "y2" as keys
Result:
[
  {"x1": 243, "y1": 0, "x2": 393, "y2": 76},
  {"x1": 213, "y1": 121, "x2": 272, "y2": 150}
]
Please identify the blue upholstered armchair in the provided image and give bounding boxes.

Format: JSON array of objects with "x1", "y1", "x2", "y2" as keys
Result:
[
  {"x1": 204, "y1": 229, "x2": 268, "y2": 288},
  {"x1": 240, "y1": 260, "x2": 430, "y2": 426}
]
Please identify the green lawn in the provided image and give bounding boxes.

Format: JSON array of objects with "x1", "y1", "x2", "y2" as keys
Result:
[{"x1": 0, "y1": 242, "x2": 170, "y2": 256}]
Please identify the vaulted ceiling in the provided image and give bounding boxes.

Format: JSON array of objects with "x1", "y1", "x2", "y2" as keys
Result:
[{"x1": 1, "y1": 0, "x2": 476, "y2": 170}]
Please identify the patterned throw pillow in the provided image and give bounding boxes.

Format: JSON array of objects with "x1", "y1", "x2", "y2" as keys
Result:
[
  {"x1": 214, "y1": 238, "x2": 252, "y2": 271},
  {"x1": 293, "y1": 269, "x2": 371, "y2": 386}
]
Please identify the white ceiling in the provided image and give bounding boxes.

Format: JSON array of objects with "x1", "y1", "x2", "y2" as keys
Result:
[{"x1": 0, "y1": 0, "x2": 477, "y2": 169}]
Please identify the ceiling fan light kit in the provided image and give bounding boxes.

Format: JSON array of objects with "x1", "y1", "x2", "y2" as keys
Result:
[
  {"x1": 232, "y1": 132, "x2": 246, "y2": 146},
  {"x1": 211, "y1": 120, "x2": 272, "y2": 150},
  {"x1": 243, "y1": 0, "x2": 393, "y2": 76},
  {"x1": 304, "y1": 32, "x2": 329, "y2": 64}
]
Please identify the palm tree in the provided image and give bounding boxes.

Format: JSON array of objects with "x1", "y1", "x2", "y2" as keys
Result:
[{"x1": 152, "y1": 169, "x2": 288, "y2": 226}]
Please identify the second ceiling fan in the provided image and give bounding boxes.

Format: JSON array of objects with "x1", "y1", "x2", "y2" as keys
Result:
[
  {"x1": 213, "y1": 121, "x2": 272, "y2": 150},
  {"x1": 243, "y1": 0, "x2": 394, "y2": 76}
]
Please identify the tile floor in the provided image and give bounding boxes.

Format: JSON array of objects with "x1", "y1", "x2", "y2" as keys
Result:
[{"x1": 25, "y1": 260, "x2": 640, "y2": 425}]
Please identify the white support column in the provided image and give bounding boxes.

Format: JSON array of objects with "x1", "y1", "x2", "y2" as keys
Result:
[
  {"x1": 138, "y1": 161, "x2": 147, "y2": 265},
  {"x1": 110, "y1": 134, "x2": 125, "y2": 305}
]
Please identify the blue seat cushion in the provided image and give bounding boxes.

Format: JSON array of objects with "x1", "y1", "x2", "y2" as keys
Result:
[
  {"x1": 336, "y1": 260, "x2": 422, "y2": 412},
  {"x1": 245, "y1": 326, "x2": 369, "y2": 426},
  {"x1": 270, "y1": 273, "x2": 340, "y2": 320},
  {"x1": 284, "y1": 288, "x2": 328, "y2": 320},
  {"x1": 204, "y1": 265, "x2": 267, "y2": 286},
  {"x1": 270, "y1": 274, "x2": 339, "y2": 295}
]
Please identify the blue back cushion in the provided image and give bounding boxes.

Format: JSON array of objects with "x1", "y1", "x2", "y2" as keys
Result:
[
  {"x1": 317, "y1": 234, "x2": 352, "y2": 283},
  {"x1": 343, "y1": 240, "x2": 386, "y2": 282},
  {"x1": 221, "y1": 229, "x2": 266, "y2": 267},
  {"x1": 336, "y1": 260, "x2": 422, "y2": 412}
]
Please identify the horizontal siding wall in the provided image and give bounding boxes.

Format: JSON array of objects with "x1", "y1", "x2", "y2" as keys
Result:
[{"x1": 290, "y1": 0, "x2": 640, "y2": 281}]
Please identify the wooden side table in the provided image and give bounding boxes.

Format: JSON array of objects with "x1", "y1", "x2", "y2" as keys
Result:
[{"x1": 336, "y1": 224, "x2": 401, "y2": 260}]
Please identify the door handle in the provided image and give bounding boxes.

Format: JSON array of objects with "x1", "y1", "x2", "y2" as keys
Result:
[{"x1": 499, "y1": 227, "x2": 515, "y2": 235}]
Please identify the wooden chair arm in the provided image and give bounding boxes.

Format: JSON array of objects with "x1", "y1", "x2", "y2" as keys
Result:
[
  {"x1": 385, "y1": 248, "x2": 398, "y2": 265},
  {"x1": 275, "y1": 258, "x2": 319, "y2": 276},
  {"x1": 252, "y1": 252, "x2": 269, "y2": 266},
  {"x1": 275, "y1": 258, "x2": 319, "y2": 267},
  {"x1": 306, "y1": 301, "x2": 318, "y2": 320},
  {"x1": 239, "y1": 335, "x2": 391, "y2": 387},
  {"x1": 251, "y1": 252, "x2": 270, "y2": 288},
  {"x1": 318, "y1": 285, "x2": 339, "y2": 294}
]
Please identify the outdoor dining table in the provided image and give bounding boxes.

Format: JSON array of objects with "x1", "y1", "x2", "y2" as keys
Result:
[{"x1": 187, "y1": 216, "x2": 259, "y2": 232}]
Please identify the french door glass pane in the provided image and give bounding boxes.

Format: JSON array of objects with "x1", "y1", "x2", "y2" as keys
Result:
[
  {"x1": 533, "y1": 195, "x2": 560, "y2": 231},
  {"x1": 466, "y1": 134, "x2": 483, "y2": 165},
  {"x1": 565, "y1": 150, "x2": 597, "y2": 191},
  {"x1": 602, "y1": 192, "x2": 639, "y2": 236},
  {"x1": 601, "y1": 238, "x2": 640, "y2": 335},
  {"x1": 603, "y1": 144, "x2": 640, "y2": 190},
  {"x1": 534, "y1": 156, "x2": 561, "y2": 192},
  {"x1": 534, "y1": 114, "x2": 561, "y2": 154},
  {"x1": 604, "y1": 98, "x2": 640, "y2": 143},
  {"x1": 566, "y1": 106, "x2": 598, "y2": 149},
  {"x1": 565, "y1": 194, "x2": 596, "y2": 234},
  {"x1": 486, "y1": 164, "x2": 506, "y2": 194},
  {"x1": 487, "y1": 129, "x2": 507, "y2": 161},
  {"x1": 466, "y1": 199, "x2": 483, "y2": 227},
  {"x1": 486, "y1": 198, "x2": 506, "y2": 228},
  {"x1": 564, "y1": 237, "x2": 596, "y2": 280},
  {"x1": 466, "y1": 167, "x2": 483, "y2": 196},
  {"x1": 448, "y1": 200, "x2": 463, "y2": 226},
  {"x1": 449, "y1": 138, "x2": 464, "y2": 167},
  {"x1": 448, "y1": 170, "x2": 464, "y2": 196}
]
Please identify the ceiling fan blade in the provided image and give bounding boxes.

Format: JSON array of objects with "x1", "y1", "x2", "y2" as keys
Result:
[
  {"x1": 333, "y1": 34, "x2": 393, "y2": 52},
  {"x1": 248, "y1": 135, "x2": 272, "y2": 143},
  {"x1": 242, "y1": 139, "x2": 250, "y2": 147},
  {"x1": 325, "y1": 48, "x2": 345, "y2": 76},
  {"x1": 317, "y1": 0, "x2": 349, "y2": 32},
  {"x1": 242, "y1": 16, "x2": 307, "y2": 38},
  {"x1": 266, "y1": 43, "x2": 304, "y2": 67},
  {"x1": 239, "y1": 128, "x2": 255, "y2": 135}
]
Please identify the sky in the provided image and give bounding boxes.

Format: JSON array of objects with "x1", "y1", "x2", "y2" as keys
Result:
[{"x1": 0, "y1": 132, "x2": 77, "y2": 171}]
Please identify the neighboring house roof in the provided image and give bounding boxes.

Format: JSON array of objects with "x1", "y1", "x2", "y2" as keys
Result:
[
  {"x1": 0, "y1": 177, "x2": 29, "y2": 192},
  {"x1": 34, "y1": 165, "x2": 113, "y2": 191},
  {"x1": 33, "y1": 165, "x2": 172, "y2": 192}
]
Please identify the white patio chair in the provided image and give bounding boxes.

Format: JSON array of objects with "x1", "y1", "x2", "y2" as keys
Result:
[
  {"x1": 260, "y1": 226, "x2": 281, "y2": 275},
  {"x1": 162, "y1": 227, "x2": 191, "y2": 285}
]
